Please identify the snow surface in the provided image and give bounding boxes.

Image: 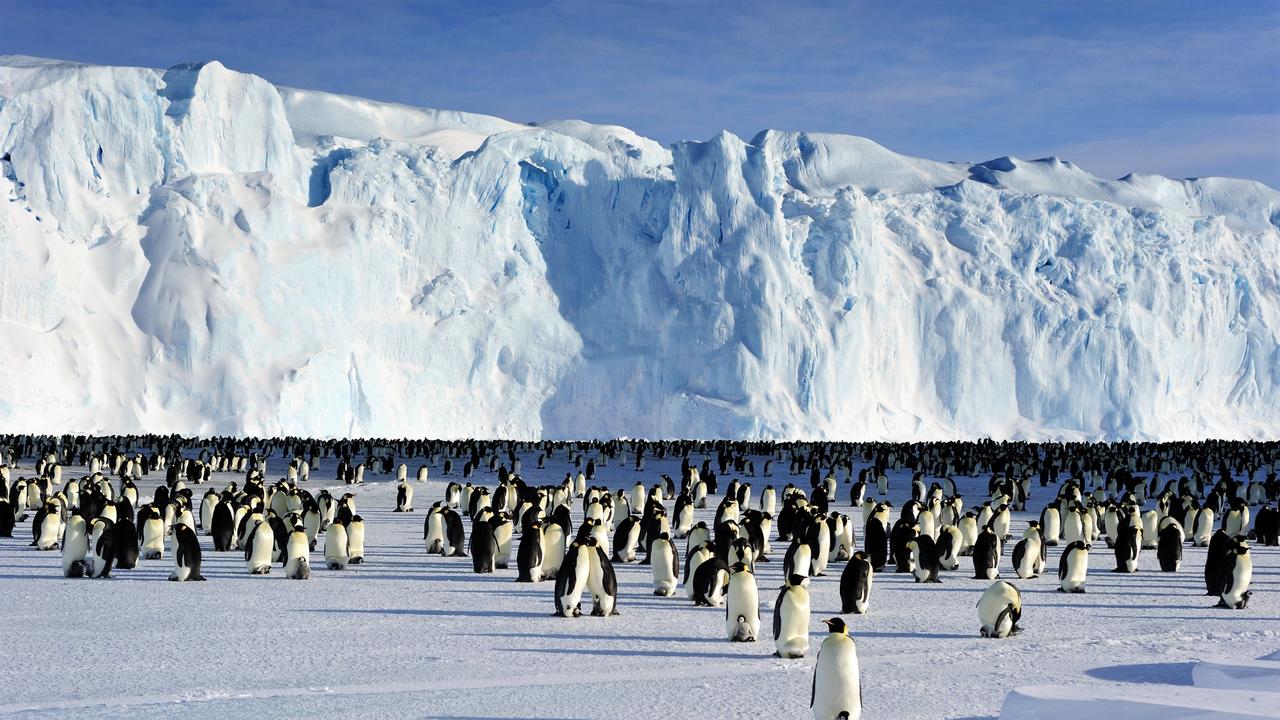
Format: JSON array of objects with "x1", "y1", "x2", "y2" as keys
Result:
[
  {"x1": 1, "y1": 55, "x2": 1278, "y2": 440},
  {"x1": 2, "y1": 448, "x2": 1277, "y2": 719}
]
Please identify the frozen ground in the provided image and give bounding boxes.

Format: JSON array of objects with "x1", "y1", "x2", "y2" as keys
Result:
[{"x1": 1, "y1": 449, "x2": 1277, "y2": 719}]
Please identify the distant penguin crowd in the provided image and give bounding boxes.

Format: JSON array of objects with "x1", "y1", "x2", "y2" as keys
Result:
[{"x1": 2, "y1": 434, "x2": 1278, "y2": 719}]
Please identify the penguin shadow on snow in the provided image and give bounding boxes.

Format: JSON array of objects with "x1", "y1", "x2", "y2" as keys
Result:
[
  {"x1": 842, "y1": 629, "x2": 974, "y2": 641},
  {"x1": 459, "y1": 631, "x2": 727, "y2": 645},
  {"x1": 505, "y1": 646, "x2": 765, "y2": 661},
  {"x1": 425, "y1": 716, "x2": 588, "y2": 720},
  {"x1": 1084, "y1": 661, "x2": 1196, "y2": 686},
  {"x1": 295, "y1": 607, "x2": 550, "y2": 620},
  {"x1": 1095, "y1": 614, "x2": 1280, "y2": 622}
]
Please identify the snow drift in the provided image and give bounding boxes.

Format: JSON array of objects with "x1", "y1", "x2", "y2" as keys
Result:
[{"x1": 1, "y1": 55, "x2": 1277, "y2": 439}]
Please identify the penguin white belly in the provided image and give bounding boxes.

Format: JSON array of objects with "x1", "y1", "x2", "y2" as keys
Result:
[
  {"x1": 958, "y1": 519, "x2": 977, "y2": 554},
  {"x1": 1221, "y1": 556, "x2": 1253, "y2": 609},
  {"x1": 141, "y1": 519, "x2": 165, "y2": 559},
  {"x1": 811, "y1": 533, "x2": 831, "y2": 577},
  {"x1": 812, "y1": 636, "x2": 861, "y2": 720},
  {"x1": 589, "y1": 523, "x2": 610, "y2": 560},
  {"x1": 978, "y1": 582, "x2": 1020, "y2": 638},
  {"x1": 1061, "y1": 550, "x2": 1088, "y2": 592},
  {"x1": 542, "y1": 526, "x2": 566, "y2": 579},
  {"x1": 61, "y1": 517, "x2": 89, "y2": 577},
  {"x1": 790, "y1": 544, "x2": 813, "y2": 579},
  {"x1": 775, "y1": 588, "x2": 810, "y2": 658},
  {"x1": 285, "y1": 533, "x2": 311, "y2": 579},
  {"x1": 917, "y1": 511, "x2": 937, "y2": 542},
  {"x1": 347, "y1": 521, "x2": 366, "y2": 563},
  {"x1": 651, "y1": 542, "x2": 677, "y2": 595},
  {"x1": 726, "y1": 574, "x2": 759, "y2": 641},
  {"x1": 247, "y1": 526, "x2": 274, "y2": 574},
  {"x1": 1062, "y1": 514, "x2": 1084, "y2": 546},
  {"x1": 425, "y1": 513, "x2": 446, "y2": 554},
  {"x1": 685, "y1": 550, "x2": 712, "y2": 600},
  {"x1": 559, "y1": 551, "x2": 591, "y2": 617},
  {"x1": 586, "y1": 552, "x2": 616, "y2": 616},
  {"x1": 618, "y1": 523, "x2": 640, "y2": 563},
  {"x1": 37, "y1": 514, "x2": 62, "y2": 550},
  {"x1": 325, "y1": 524, "x2": 349, "y2": 570}
]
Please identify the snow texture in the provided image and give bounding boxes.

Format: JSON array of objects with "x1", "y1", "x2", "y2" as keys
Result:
[
  {"x1": 1, "y1": 448, "x2": 1277, "y2": 720},
  {"x1": 1, "y1": 55, "x2": 1279, "y2": 439}
]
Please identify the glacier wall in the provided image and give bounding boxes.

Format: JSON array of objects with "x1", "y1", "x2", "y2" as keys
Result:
[{"x1": 1, "y1": 56, "x2": 1277, "y2": 440}]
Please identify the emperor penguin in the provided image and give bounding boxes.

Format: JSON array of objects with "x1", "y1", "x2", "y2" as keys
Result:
[
  {"x1": 990, "y1": 504, "x2": 1012, "y2": 540},
  {"x1": 672, "y1": 495, "x2": 694, "y2": 539},
  {"x1": 1112, "y1": 524, "x2": 1140, "y2": 573},
  {"x1": 1223, "y1": 500, "x2": 1250, "y2": 538},
  {"x1": 199, "y1": 489, "x2": 218, "y2": 532},
  {"x1": 113, "y1": 514, "x2": 139, "y2": 570},
  {"x1": 773, "y1": 574, "x2": 811, "y2": 657},
  {"x1": 693, "y1": 556, "x2": 731, "y2": 607},
  {"x1": 88, "y1": 517, "x2": 115, "y2": 578},
  {"x1": 807, "y1": 517, "x2": 832, "y2": 577},
  {"x1": 972, "y1": 526, "x2": 1000, "y2": 580},
  {"x1": 61, "y1": 513, "x2": 90, "y2": 578},
  {"x1": 1058, "y1": 540, "x2": 1089, "y2": 593},
  {"x1": 395, "y1": 481, "x2": 413, "y2": 512},
  {"x1": 811, "y1": 617, "x2": 862, "y2": 720},
  {"x1": 542, "y1": 515, "x2": 568, "y2": 579},
  {"x1": 469, "y1": 519, "x2": 498, "y2": 574},
  {"x1": 649, "y1": 532, "x2": 680, "y2": 596},
  {"x1": 687, "y1": 522, "x2": 711, "y2": 554},
  {"x1": 839, "y1": 551, "x2": 873, "y2": 615},
  {"x1": 325, "y1": 519, "x2": 350, "y2": 570},
  {"x1": 492, "y1": 513, "x2": 515, "y2": 569},
  {"x1": 211, "y1": 501, "x2": 234, "y2": 552},
  {"x1": 1157, "y1": 518, "x2": 1183, "y2": 572},
  {"x1": 784, "y1": 540, "x2": 814, "y2": 581},
  {"x1": 424, "y1": 505, "x2": 448, "y2": 555},
  {"x1": 907, "y1": 535, "x2": 942, "y2": 583},
  {"x1": 1192, "y1": 507, "x2": 1215, "y2": 546},
  {"x1": 0, "y1": 496, "x2": 14, "y2": 537},
  {"x1": 1216, "y1": 539, "x2": 1253, "y2": 609},
  {"x1": 977, "y1": 580, "x2": 1022, "y2": 638},
  {"x1": 1204, "y1": 530, "x2": 1233, "y2": 595},
  {"x1": 347, "y1": 515, "x2": 366, "y2": 564},
  {"x1": 516, "y1": 521, "x2": 546, "y2": 582},
  {"x1": 1013, "y1": 532, "x2": 1043, "y2": 579},
  {"x1": 245, "y1": 519, "x2": 274, "y2": 574},
  {"x1": 554, "y1": 539, "x2": 593, "y2": 617},
  {"x1": 587, "y1": 540, "x2": 619, "y2": 616},
  {"x1": 284, "y1": 524, "x2": 312, "y2": 580},
  {"x1": 762, "y1": 485, "x2": 777, "y2": 515},
  {"x1": 34, "y1": 502, "x2": 62, "y2": 550},
  {"x1": 725, "y1": 562, "x2": 760, "y2": 642},
  {"x1": 956, "y1": 513, "x2": 978, "y2": 556},
  {"x1": 1141, "y1": 509, "x2": 1160, "y2": 549},
  {"x1": 168, "y1": 523, "x2": 206, "y2": 581},
  {"x1": 612, "y1": 515, "x2": 641, "y2": 563},
  {"x1": 684, "y1": 542, "x2": 715, "y2": 600},
  {"x1": 139, "y1": 505, "x2": 165, "y2": 559},
  {"x1": 864, "y1": 517, "x2": 888, "y2": 571}
]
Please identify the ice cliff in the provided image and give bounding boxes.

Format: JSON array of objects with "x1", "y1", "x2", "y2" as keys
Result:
[{"x1": 1, "y1": 56, "x2": 1276, "y2": 439}]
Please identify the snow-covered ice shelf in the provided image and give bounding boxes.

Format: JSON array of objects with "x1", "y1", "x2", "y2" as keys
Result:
[{"x1": 1, "y1": 55, "x2": 1277, "y2": 440}]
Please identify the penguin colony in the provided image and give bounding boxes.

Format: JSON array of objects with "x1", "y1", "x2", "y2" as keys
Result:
[{"x1": 2, "y1": 435, "x2": 1277, "y2": 719}]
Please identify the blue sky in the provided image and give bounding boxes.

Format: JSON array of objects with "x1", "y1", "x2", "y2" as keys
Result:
[{"x1": 5, "y1": 0, "x2": 1278, "y2": 186}]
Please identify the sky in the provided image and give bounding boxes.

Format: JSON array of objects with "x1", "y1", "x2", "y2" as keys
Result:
[{"x1": 3, "y1": 0, "x2": 1279, "y2": 186}]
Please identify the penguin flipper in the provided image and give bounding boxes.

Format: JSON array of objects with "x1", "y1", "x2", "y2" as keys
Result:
[{"x1": 809, "y1": 648, "x2": 819, "y2": 708}]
